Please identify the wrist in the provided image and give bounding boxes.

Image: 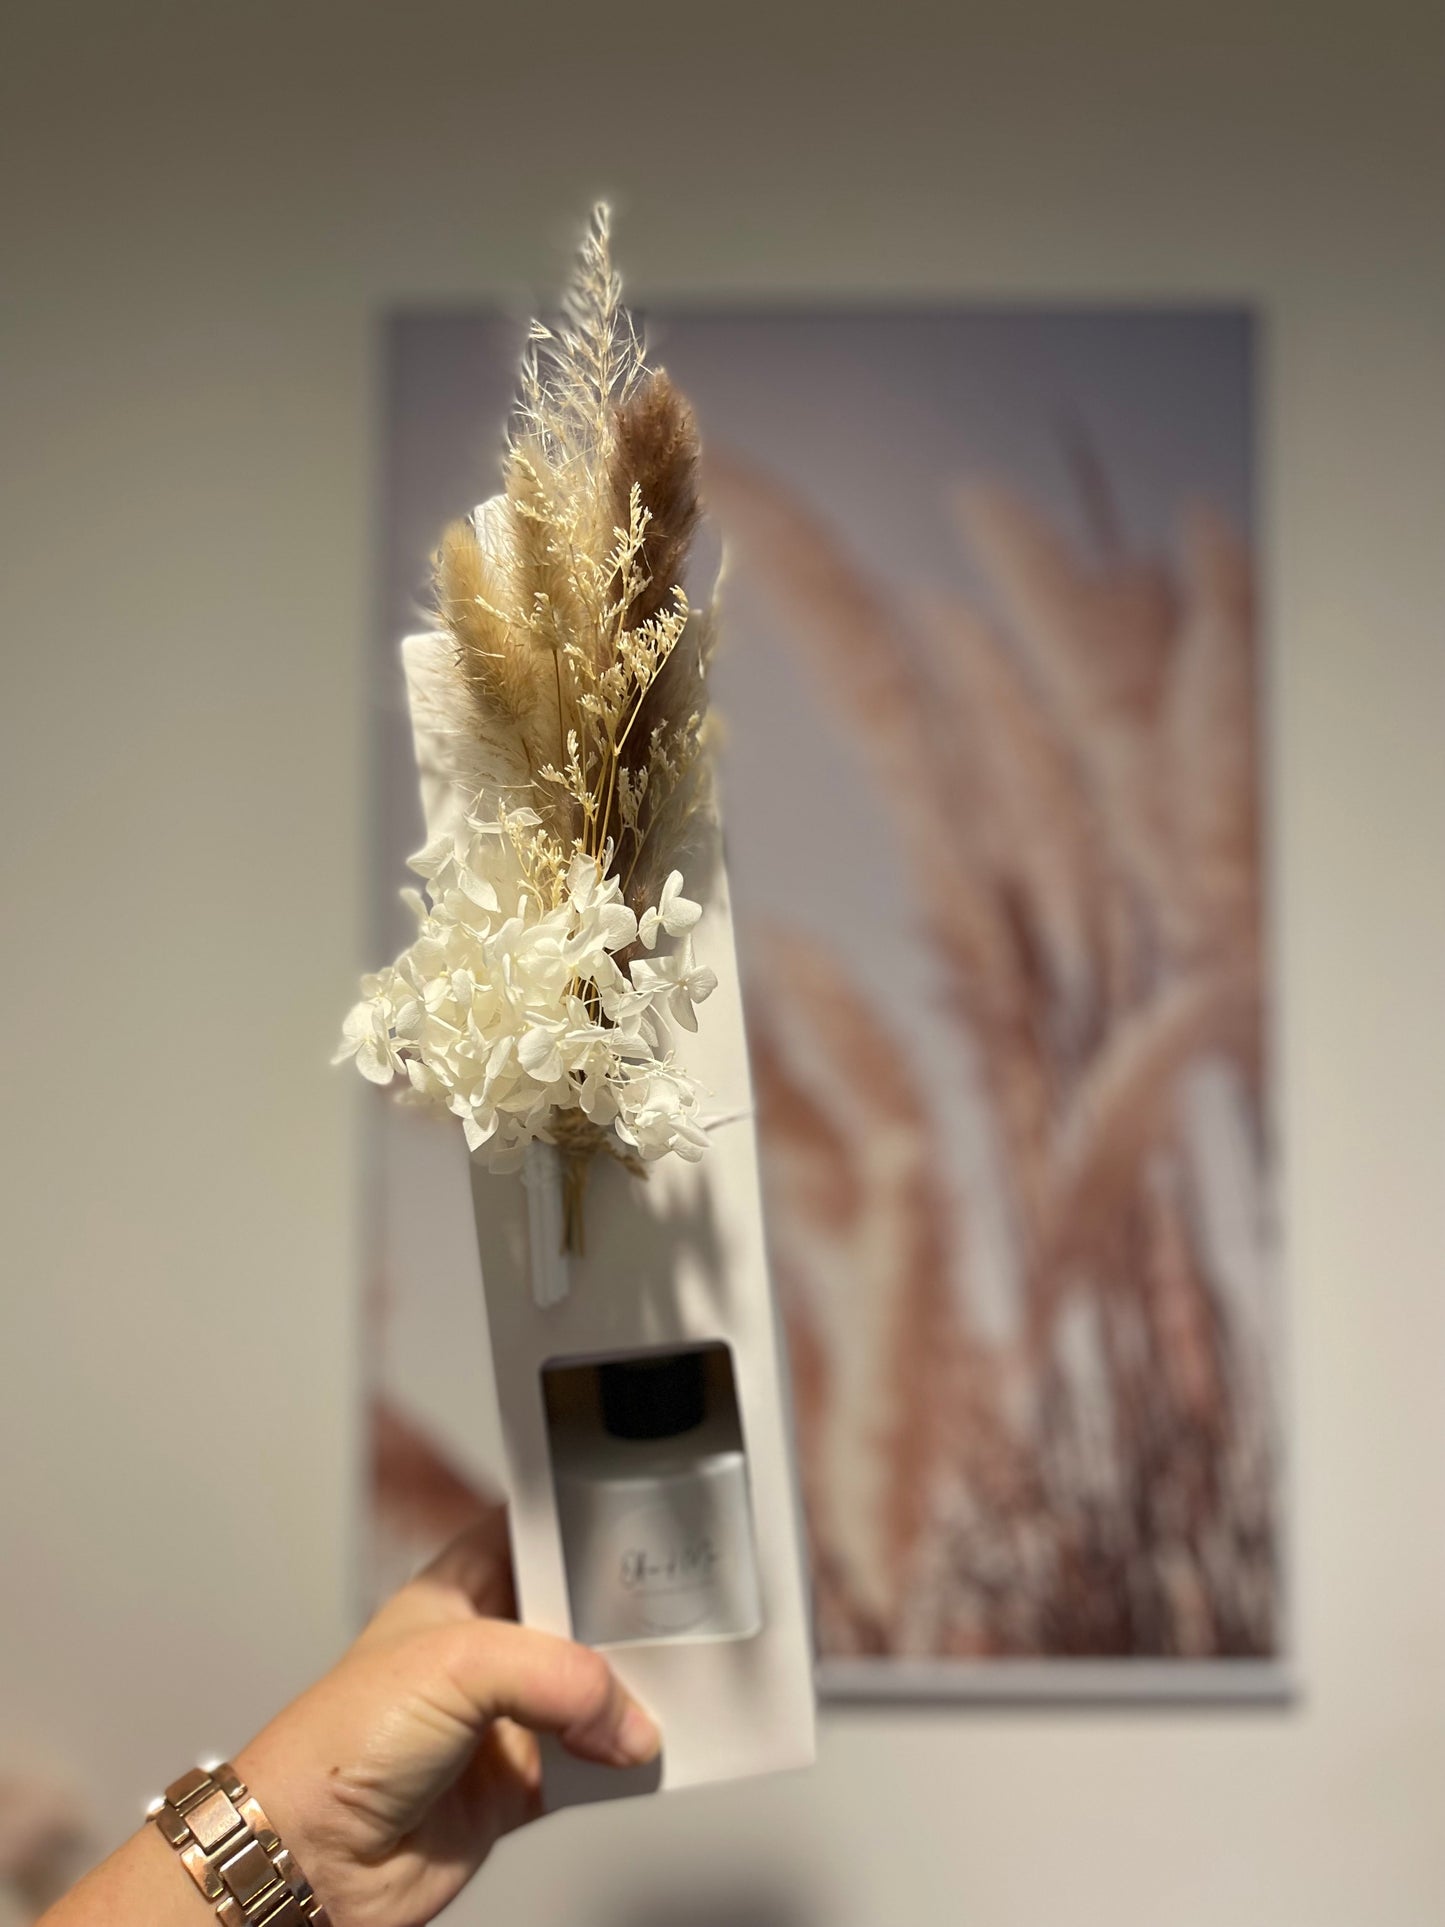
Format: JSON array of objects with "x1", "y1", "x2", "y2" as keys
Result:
[
  {"x1": 231, "y1": 1737, "x2": 372, "y2": 1927},
  {"x1": 230, "y1": 1739, "x2": 326, "y2": 1881},
  {"x1": 40, "y1": 1825, "x2": 212, "y2": 1927},
  {"x1": 145, "y1": 1759, "x2": 330, "y2": 1927}
]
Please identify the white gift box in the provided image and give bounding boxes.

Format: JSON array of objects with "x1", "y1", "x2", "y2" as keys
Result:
[{"x1": 401, "y1": 634, "x2": 817, "y2": 1803}]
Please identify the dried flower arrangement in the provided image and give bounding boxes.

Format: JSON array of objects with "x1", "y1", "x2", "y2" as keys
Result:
[{"x1": 337, "y1": 208, "x2": 718, "y2": 1252}]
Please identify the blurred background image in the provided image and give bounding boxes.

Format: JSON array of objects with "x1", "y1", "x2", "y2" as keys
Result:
[
  {"x1": 2, "y1": 4, "x2": 1442, "y2": 1925},
  {"x1": 371, "y1": 309, "x2": 1278, "y2": 1683}
]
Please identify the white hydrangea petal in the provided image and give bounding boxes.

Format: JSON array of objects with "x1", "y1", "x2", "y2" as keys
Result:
[
  {"x1": 356, "y1": 1033, "x2": 398, "y2": 1085},
  {"x1": 659, "y1": 871, "x2": 702, "y2": 934},
  {"x1": 670, "y1": 1121, "x2": 709, "y2": 1162},
  {"x1": 593, "y1": 902, "x2": 638, "y2": 952},
  {"x1": 405, "y1": 1058, "x2": 440, "y2": 1097},
  {"x1": 628, "y1": 955, "x2": 670, "y2": 997},
  {"x1": 332, "y1": 1001, "x2": 372, "y2": 1065},
  {"x1": 566, "y1": 852, "x2": 600, "y2": 909},
  {"x1": 459, "y1": 869, "x2": 500, "y2": 911},
  {"x1": 666, "y1": 985, "x2": 700, "y2": 1032},
  {"x1": 407, "y1": 830, "x2": 454, "y2": 878},
  {"x1": 688, "y1": 964, "x2": 718, "y2": 1006},
  {"x1": 517, "y1": 1024, "x2": 564, "y2": 1083}
]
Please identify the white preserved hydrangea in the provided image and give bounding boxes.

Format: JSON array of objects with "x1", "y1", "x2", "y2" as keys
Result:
[{"x1": 334, "y1": 809, "x2": 716, "y2": 1170}]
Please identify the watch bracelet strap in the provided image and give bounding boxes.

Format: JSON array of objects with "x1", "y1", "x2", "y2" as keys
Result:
[{"x1": 148, "y1": 1762, "x2": 330, "y2": 1927}]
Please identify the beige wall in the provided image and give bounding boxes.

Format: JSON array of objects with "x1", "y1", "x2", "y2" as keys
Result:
[{"x1": 2, "y1": 3, "x2": 1443, "y2": 1921}]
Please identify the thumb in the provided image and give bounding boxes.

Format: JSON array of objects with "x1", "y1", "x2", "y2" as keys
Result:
[{"x1": 413, "y1": 1618, "x2": 662, "y2": 1769}]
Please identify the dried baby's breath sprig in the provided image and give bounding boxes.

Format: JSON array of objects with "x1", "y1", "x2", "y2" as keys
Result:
[{"x1": 339, "y1": 205, "x2": 719, "y2": 1249}]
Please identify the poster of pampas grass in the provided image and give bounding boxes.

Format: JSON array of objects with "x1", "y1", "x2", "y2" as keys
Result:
[{"x1": 367, "y1": 305, "x2": 1283, "y2": 1697}]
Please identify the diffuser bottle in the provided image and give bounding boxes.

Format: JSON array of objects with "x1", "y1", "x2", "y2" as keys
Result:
[{"x1": 549, "y1": 1349, "x2": 763, "y2": 1648}]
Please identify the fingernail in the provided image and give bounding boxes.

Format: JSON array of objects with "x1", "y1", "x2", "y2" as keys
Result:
[{"x1": 615, "y1": 1700, "x2": 662, "y2": 1766}]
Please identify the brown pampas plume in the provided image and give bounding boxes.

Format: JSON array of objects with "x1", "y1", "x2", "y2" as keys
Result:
[{"x1": 612, "y1": 370, "x2": 702, "y2": 627}]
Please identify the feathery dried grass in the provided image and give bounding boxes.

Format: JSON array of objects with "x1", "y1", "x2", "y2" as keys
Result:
[
  {"x1": 425, "y1": 203, "x2": 714, "y2": 917},
  {"x1": 1031, "y1": 959, "x2": 1260, "y2": 1326},
  {"x1": 706, "y1": 450, "x2": 1062, "y2": 1236},
  {"x1": 752, "y1": 925, "x2": 961, "y2": 1632},
  {"x1": 1162, "y1": 509, "x2": 1261, "y2": 970},
  {"x1": 716, "y1": 446, "x2": 1275, "y2": 1661}
]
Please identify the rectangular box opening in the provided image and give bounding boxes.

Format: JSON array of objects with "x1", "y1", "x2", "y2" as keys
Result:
[{"x1": 542, "y1": 1343, "x2": 763, "y2": 1648}]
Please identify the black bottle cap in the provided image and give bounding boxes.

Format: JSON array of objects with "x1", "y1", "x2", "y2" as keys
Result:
[{"x1": 600, "y1": 1351, "x2": 707, "y2": 1441}]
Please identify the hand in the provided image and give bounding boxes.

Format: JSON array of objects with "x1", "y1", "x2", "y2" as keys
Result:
[{"x1": 233, "y1": 1509, "x2": 660, "y2": 1927}]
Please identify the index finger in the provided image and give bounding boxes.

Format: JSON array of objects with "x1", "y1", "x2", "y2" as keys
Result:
[
  {"x1": 414, "y1": 1508, "x2": 516, "y2": 1617},
  {"x1": 363, "y1": 1510, "x2": 516, "y2": 1647}
]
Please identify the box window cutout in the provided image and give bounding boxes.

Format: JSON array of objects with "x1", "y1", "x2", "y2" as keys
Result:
[{"x1": 543, "y1": 1344, "x2": 764, "y2": 1648}]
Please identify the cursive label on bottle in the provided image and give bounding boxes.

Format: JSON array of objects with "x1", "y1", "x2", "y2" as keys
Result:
[
  {"x1": 620, "y1": 1534, "x2": 720, "y2": 1593},
  {"x1": 610, "y1": 1502, "x2": 726, "y2": 1635}
]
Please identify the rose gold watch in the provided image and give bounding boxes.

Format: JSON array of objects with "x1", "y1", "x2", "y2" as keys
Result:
[{"x1": 147, "y1": 1762, "x2": 329, "y2": 1926}]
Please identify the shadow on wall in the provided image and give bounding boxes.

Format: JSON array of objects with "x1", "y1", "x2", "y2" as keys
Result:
[
  {"x1": 0, "y1": 1774, "x2": 93, "y2": 1925},
  {"x1": 608, "y1": 1884, "x2": 823, "y2": 1927}
]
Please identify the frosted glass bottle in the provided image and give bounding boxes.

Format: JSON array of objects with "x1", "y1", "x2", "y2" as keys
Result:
[{"x1": 550, "y1": 1352, "x2": 763, "y2": 1648}]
